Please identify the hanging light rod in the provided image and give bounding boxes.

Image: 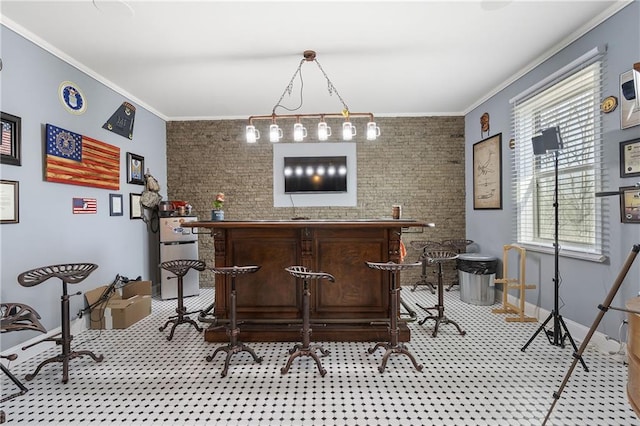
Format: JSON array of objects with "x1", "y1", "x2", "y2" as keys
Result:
[{"x1": 245, "y1": 50, "x2": 380, "y2": 143}]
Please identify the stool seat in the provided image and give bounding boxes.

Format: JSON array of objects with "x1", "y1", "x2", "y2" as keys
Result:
[
  {"x1": 17, "y1": 263, "x2": 103, "y2": 384},
  {"x1": 1, "y1": 302, "x2": 47, "y2": 418},
  {"x1": 159, "y1": 259, "x2": 206, "y2": 340},
  {"x1": 207, "y1": 265, "x2": 262, "y2": 377},
  {"x1": 417, "y1": 251, "x2": 466, "y2": 337},
  {"x1": 366, "y1": 261, "x2": 423, "y2": 374},
  {"x1": 281, "y1": 266, "x2": 335, "y2": 377}
]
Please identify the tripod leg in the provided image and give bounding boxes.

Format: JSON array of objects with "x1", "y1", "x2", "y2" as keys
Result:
[
  {"x1": 542, "y1": 244, "x2": 639, "y2": 426},
  {"x1": 558, "y1": 315, "x2": 588, "y2": 372},
  {"x1": 521, "y1": 312, "x2": 553, "y2": 352}
]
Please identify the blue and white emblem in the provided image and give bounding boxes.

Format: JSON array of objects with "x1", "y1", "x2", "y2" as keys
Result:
[{"x1": 58, "y1": 81, "x2": 87, "y2": 115}]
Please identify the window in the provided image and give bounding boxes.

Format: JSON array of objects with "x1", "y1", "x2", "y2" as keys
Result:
[{"x1": 511, "y1": 49, "x2": 606, "y2": 259}]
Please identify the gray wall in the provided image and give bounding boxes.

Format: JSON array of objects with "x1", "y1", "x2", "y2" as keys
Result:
[
  {"x1": 0, "y1": 27, "x2": 167, "y2": 350},
  {"x1": 165, "y1": 116, "x2": 466, "y2": 288},
  {"x1": 465, "y1": 2, "x2": 640, "y2": 338}
]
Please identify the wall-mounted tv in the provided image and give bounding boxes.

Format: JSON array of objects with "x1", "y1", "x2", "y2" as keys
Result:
[{"x1": 284, "y1": 156, "x2": 347, "y2": 193}]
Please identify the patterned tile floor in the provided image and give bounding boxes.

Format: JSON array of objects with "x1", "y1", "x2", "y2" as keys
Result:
[{"x1": 1, "y1": 287, "x2": 638, "y2": 425}]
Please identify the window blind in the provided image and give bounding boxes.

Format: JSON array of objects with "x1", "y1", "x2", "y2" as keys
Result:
[{"x1": 510, "y1": 55, "x2": 607, "y2": 259}]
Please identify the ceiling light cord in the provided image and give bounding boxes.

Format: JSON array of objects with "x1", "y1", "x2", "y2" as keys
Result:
[{"x1": 272, "y1": 59, "x2": 306, "y2": 114}]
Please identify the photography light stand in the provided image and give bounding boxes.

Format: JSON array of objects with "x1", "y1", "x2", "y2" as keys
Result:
[{"x1": 521, "y1": 130, "x2": 588, "y2": 371}]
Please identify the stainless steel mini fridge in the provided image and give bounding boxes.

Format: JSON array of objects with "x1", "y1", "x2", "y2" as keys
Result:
[{"x1": 159, "y1": 216, "x2": 199, "y2": 300}]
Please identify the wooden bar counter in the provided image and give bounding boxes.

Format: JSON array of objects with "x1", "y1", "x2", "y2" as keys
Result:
[{"x1": 182, "y1": 219, "x2": 432, "y2": 342}]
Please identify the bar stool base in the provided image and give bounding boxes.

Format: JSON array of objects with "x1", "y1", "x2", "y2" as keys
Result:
[
  {"x1": 207, "y1": 337, "x2": 263, "y2": 378},
  {"x1": 368, "y1": 342, "x2": 423, "y2": 373},
  {"x1": 281, "y1": 343, "x2": 329, "y2": 377}
]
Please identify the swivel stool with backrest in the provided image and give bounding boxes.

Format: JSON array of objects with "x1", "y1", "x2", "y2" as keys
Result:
[
  {"x1": 206, "y1": 265, "x2": 262, "y2": 377},
  {"x1": 409, "y1": 240, "x2": 443, "y2": 293},
  {"x1": 159, "y1": 259, "x2": 206, "y2": 341},
  {"x1": 17, "y1": 263, "x2": 103, "y2": 384},
  {"x1": 416, "y1": 250, "x2": 466, "y2": 337},
  {"x1": 281, "y1": 266, "x2": 335, "y2": 377},
  {"x1": 440, "y1": 239, "x2": 474, "y2": 291},
  {"x1": 1, "y1": 302, "x2": 47, "y2": 422},
  {"x1": 365, "y1": 261, "x2": 423, "y2": 373}
]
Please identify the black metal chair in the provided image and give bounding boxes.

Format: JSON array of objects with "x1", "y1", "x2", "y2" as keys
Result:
[
  {"x1": 409, "y1": 240, "x2": 443, "y2": 293},
  {"x1": 281, "y1": 266, "x2": 335, "y2": 377},
  {"x1": 416, "y1": 251, "x2": 466, "y2": 337},
  {"x1": 17, "y1": 263, "x2": 103, "y2": 384},
  {"x1": 365, "y1": 261, "x2": 423, "y2": 373},
  {"x1": 159, "y1": 259, "x2": 206, "y2": 340},
  {"x1": 440, "y1": 239, "x2": 474, "y2": 291},
  {"x1": 206, "y1": 265, "x2": 262, "y2": 377},
  {"x1": 1, "y1": 302, "x2": 47, "y2": 423}
]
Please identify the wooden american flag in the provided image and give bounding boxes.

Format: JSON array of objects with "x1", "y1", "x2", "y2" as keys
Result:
[{"x1": 46, "y1": 124, "x2": 120, "y2": 190}]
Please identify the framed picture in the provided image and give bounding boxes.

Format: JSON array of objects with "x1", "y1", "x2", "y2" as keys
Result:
[
  {"x1": 620, "y1": 186, "x2": 640, "y2": 223},
  {"x1": 1, "y1": 112, "x2": 21, "y2": 166},
  {"x1": 473, "y1": 133, "x2": 502, "y2": 210},
  {"x1": 0, "y1": 180, "x2": 19, "y2": 224},
  {"x1": 126, "y1": 152, "x2": 145, "y2": 185},
  {"x1": 129, "y1": 193, "x2": 142, "y2": 219},
  {"x1": 620, "y1": 138, "x2": 640, "y2": 178},
  {"x1": 109, "y1": 193, "x2": 123, "y2": 216},
  {"x1": 620, "y1": 70, "x2": 640, "y2": 129}
]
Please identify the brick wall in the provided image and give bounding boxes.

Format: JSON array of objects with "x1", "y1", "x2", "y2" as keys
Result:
[{"x1": 166, "y1": 116, "x2": 465, "y2": 286}]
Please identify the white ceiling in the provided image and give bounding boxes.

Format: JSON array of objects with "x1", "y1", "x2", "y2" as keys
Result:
[{"x1": 0, "y1": 1, "x2": 632, "y2": 121}]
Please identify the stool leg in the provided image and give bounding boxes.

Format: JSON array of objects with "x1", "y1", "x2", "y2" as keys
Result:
[
  {"x1": 25, "y1": 282, "x2": 103, "y2": 383},
  {"x1": 369, "y1": 271, "x2": 423, "y2": 374},
  {"x1": 207, "y1": 276, "x2": 262, "y2": 377},
  {"x1": 160, "y1": 276, "x2": 203, "y2": 341},
  {"x1": 417, "y1": 263, "x2": 466, "y2": 337},
  {"x1": 281, "y1": 279, "x2": 328, "y2": 377},
  {"x1": 411, "y1": 253, "x2": 436, "y2": 294}
]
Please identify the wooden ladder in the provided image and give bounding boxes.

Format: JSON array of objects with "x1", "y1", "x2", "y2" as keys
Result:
[{"x1": 492, "y1": 244, "x2": 537, "y2": 322}]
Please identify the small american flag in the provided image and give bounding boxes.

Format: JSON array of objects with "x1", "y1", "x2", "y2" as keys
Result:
[
  {"x1": 73, "y1": 197, "x2": 97, "y2": 214},
  {"x1": 1, "y1": 121, "x2": 12, "y2": 155}
]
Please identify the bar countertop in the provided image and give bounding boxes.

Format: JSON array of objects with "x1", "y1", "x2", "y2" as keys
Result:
[{"x1": 181, "y1": 218, "x2": 435, "y2": 229}]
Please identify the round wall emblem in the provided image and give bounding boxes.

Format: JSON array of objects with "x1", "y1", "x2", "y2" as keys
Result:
[{"x1": 58, "y1": 81, "x2": 87, "y2": 114}]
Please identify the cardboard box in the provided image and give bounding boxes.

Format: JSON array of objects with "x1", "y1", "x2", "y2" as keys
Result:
[{"x1": 84, "y1": 280, "x2": 152, "y2": 329}]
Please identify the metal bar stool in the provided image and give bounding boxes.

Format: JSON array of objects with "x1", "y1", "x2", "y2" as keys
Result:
[
  {"x1": 416, "y1": 251, "x2": 466, "y2": 337},
  {"x1": 206, "y1": 265, "x2": 262, "y2": 377},
  {"x1": 281, "y1": 266, "x2": 335, "y2": 377},
  {"x1": 365, "y1": 261, "x2": 423, "y2": 373},
  {"x1": 441, "y1": 239, "x2": 473, "y2": 291},
  {"x1": 409, "y1": 240, "x2": 443, "y2": 293},
  {"x1": 17, "y1": 263, "x2": 103, "y2": 384},
  {"x1": 159, "y1": 259, "x2": 206, "y2": 340},
  {"x1": 1, "y1": 302, "x2": 47, "y2": 422}
]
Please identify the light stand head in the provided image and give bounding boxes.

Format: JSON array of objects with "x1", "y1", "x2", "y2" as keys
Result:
[{"x1": 532, "y1": 126, "x2": 563, "y2": 155}]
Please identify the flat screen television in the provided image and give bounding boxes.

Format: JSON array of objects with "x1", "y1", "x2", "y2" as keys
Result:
[{"x1": 284, "y1": 156, "x2": 347, "y2": 193}]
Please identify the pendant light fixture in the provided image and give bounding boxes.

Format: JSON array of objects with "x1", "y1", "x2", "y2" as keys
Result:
[{"x1": 245, "y1": 50, "x2": 379, "y2": 143}]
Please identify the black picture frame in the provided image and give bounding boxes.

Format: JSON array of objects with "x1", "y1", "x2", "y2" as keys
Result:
[
  {"x1": 620, "y1": 186, "x2": 640, "y2": 223},
  {"x1": 127, "y1": 152, "x2": 145, "y2": 185},
  {"x1": 129, "y1": 193, "x2": 142, "y2": 219},
  {"x1": 0, "y1": 179, "x2": 19, "y2": 224},
  {"x1": 1, "y1": 112, "x2": 21, "y2": 166},
  {"x1": 472, "y1": 133, "x2": 502, "y2": 210},
  {"x1": 620, "y1": 138, "x2": 640, "y2": 178},
  {"x1": 109, "y1": 193, "x2": 123, "y2": 216}
]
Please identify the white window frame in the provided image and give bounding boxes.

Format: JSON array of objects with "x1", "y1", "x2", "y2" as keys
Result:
[{"x1": 510, "y1": 47, "x2": 607, "y2": 262}]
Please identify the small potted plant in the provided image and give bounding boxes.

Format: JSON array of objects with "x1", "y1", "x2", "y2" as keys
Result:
[{"x1": 211, "y1": 192, "x2": 225, "y2": 221}]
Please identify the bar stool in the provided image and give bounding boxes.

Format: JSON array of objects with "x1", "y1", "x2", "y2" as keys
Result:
[
  {"x1": 281, "y1": 266, "x2": 335, "y2": 377},
  {"x1": 441, "y1": 239, "x2": 473, "y2": 291},
  {"x1": 17, "y1": 263, "x2": 103, "y2": 383},
  {"x1": 416, "y1": 251, "x2": 466, "y2": 337},
  {"x1": 409, "y1": 240, "x2": 443, "y2": 293},
  {"x1": 1, "y1": 302, "x2": 47, "y2": 421},
  {"x1": 206, "y1": 265, "x2": 262, "y2": 377},
  {"x1": 365, "y1": 261, "x2": 423, "y2": 373},
  {"x1": 159, "y1": 259, "x2": 206, "y2": 340}
]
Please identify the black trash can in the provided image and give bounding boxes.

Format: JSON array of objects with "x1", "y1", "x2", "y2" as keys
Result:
[{"x1": 457, "y1": 253, "x2": 498, "y2": 306}]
